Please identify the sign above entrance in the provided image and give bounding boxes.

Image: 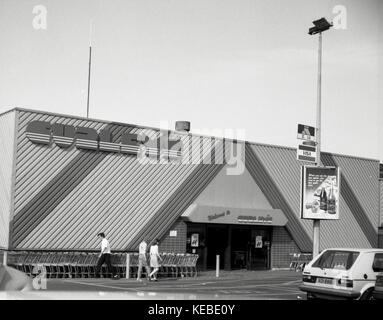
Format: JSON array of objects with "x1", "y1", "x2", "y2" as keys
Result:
[
  {"x1": 237, "y1": 215, "x2": 273, "y2": 224},
  {"x1": 181, "y1": 204, "x2": 288, "y2": 226}
]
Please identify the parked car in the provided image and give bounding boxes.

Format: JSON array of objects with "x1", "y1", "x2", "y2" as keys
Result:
[
  {"x1": 372, "y1": 253, "x2": 383, "y2": 300},
  {"x1": 373, "y1": 273, "x2": 383, "y2": 300},
  {"x1": 299, "y1": 248, "x2": 383, "y2": 300}
]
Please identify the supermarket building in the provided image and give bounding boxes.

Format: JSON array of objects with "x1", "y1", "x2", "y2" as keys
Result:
[{"x1": 0, "y1": 108, "x2": 382, "y2": 270}]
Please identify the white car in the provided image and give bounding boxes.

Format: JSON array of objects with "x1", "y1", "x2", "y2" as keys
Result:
[{"x1": 299, "y1": 248, "x2": 383, "y2": 300}]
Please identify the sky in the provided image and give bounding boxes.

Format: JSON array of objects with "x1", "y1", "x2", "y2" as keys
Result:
[{"x1": 0, "y1": 0, "x2": 382, "y2": 162}]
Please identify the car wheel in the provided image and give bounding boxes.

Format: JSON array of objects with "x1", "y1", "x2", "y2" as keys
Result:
[{"x1": 360, "y1": 288, "x2": 374, "y2": 300}]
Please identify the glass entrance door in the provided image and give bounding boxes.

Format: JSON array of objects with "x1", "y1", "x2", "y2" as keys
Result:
[
  {"x1": 230, "y1": 226, "x2": 271, "y2": 270},
  {"x1": 206, "y1": 225, "x2": 227, "y2": 269},
  {"x1": 248, "y1": 228, "x2": 271, "y2": 270},
  {"x1": 231, "y1": 227, "x2": 251, "y2": 269}
]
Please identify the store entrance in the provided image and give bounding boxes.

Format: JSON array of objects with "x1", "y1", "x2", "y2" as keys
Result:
[
  {"x1": 206, "y1": 225, "x2": 227, "y2": 269},
  {"x1": 186, "y1": 223, "x2": 271, "y2": 270},
  {"x1": 248, "y1": 228, "x2": 270, "y2": 270},
  {"x1": 231, "y1": 228, "x2": 251, "y2": 269},
  {"x1": 231, "y1": 227, "x2": 270, "y2": 270}
]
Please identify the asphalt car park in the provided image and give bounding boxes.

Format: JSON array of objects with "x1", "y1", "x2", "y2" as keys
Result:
[{"x1": 0, "y1": 270, "x2": 305, "y2": 300}]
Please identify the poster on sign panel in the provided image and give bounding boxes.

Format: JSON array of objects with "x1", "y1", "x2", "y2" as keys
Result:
[
  {"x1": 255, "y1": 236, "x2": 263, "y2": 248},
  {"x1": 300, "y1": 166, "x2": 340, "y2": 220},
  {"x1": 191, "y1": 233, "x2": 199, "y2": 247}
]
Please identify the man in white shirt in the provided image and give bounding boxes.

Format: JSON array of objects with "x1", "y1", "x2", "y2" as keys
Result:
[
  {"x1": 95, "y1": 232, "x2": 117, "y2": 278},
  {"x1": 137, "y1": 239, "x2": 150, "y2": 281}
]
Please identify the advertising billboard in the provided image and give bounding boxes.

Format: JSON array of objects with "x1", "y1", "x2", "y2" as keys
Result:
[{"x1": 300, "y1": 166, "x2": 340, "y2": 220}]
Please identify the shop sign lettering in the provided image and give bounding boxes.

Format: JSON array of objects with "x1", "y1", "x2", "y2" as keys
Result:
[
  {"x1": 237, "y1": 215, "x2": 273, "y2": 224},
  {"x1": 25, "y1": 120, "x2": 182, "y2": 159},
  {"x1": 208, "y1": 210, "x2": 230, "y2": 221}
]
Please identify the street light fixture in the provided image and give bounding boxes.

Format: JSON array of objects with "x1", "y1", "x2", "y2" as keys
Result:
[
  {"x1": 308, "y1": 17, "x2": 333, "y2": 259},
  {"x1": 308, "y1": 17, "x2": 333, "y2": 35}
]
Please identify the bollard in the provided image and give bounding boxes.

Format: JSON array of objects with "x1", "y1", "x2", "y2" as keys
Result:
[
  {"x1": 216, "y1": 255, "x2": 219, "y2": 278},
  {"x1": 3, "y1": 251, "x2": 7, "y2": 266},
  {"x1": 126, "y1": 253, "x2": 130, "y2": 279}
]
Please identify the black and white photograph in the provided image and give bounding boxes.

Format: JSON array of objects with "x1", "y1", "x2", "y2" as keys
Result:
[{"x1": 0, "y1": 0, "x2": 382, "y2": 314}]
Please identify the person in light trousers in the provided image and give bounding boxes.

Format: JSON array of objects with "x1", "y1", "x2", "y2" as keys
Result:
[
  {"x1": 149, "y1": 239, "x2": 163, "y2": 281},
  {"x1": 137, "y1": 239, "x2": 151, "y2": 281}
]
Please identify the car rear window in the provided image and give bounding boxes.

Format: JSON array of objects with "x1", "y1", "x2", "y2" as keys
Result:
[
  {"x1": 373, "y1": 253, "x2": 383, "y2": 272},
  {"x1": 312, "y1": 250, "x2": 359, "y2": 270}
]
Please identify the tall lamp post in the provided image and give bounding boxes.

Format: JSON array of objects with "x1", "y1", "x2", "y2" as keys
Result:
[
  {"x1": 86, "y1": 20, "x2": 93, "y2": 119},
  {"x1": 308, "y1": 18, "x2": 333, "y2": 258}
]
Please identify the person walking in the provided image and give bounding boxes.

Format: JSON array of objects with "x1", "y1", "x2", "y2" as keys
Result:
[
  {"x1": 95, "y1": 232, "x2": 118, "y2": 278},
  {"x1": 137, "y1": 239, "x2": 151, "y2": 281},
  {"x1": 149, "y1": 239, "x2": 162, "y2": 281}
]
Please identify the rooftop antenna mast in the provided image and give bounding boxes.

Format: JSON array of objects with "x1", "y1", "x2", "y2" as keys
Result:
[{"x1": 86, "y1": 19, "x2": 93, "y2": 118}]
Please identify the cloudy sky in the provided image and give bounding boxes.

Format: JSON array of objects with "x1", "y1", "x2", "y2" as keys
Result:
[{"x1": 0, "y1": 0, "x2": 382, "y2": 162}]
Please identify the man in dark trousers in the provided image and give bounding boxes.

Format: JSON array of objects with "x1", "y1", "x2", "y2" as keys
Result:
[{"x1": 95, "y1": 232, "x2": 118, "y2": 278}]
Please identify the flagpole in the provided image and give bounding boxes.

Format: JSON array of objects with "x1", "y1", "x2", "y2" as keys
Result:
[{"x1": 86, "y1": 20, "x2": 93, "y2": 118}]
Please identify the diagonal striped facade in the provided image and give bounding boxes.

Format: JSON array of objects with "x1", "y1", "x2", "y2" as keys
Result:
[
  {"x1": 9, "y1": 109, "x2": 224, "y2": 250},
  {"x1": 0, "y1": 108, "x2": 381, "y2": 268}
]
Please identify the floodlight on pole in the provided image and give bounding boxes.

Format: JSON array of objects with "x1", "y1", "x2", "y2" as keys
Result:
[
  {"x1": 308, "y1": 17, "x2": 333, "y2": 35},
  {"x1": 308, "y1": 17, "x2": 333, "y2": 259}
]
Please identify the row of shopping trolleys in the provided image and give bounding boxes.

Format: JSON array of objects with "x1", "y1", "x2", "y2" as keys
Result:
[
  {"x1": 5, "y1": 251, "x2": 200, "y2": 279},
  {"x1": 289, "y1": 253, "x2": 313, "y2": 272}
]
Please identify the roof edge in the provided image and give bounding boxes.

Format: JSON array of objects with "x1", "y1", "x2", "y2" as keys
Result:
[
  {"x1": 13, "y1": 107, "x2": 380, "y2": 164},
  {"x1": 0, "y1": 107, "x2": 17, "y2": 117}
]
